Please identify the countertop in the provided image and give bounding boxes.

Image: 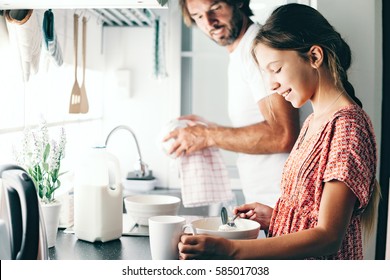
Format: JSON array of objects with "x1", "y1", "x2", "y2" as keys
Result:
[
  {"x1": 49, "y1": 220, "x2": 266, "y2": 260},
  {"x1": 49, "y1": 228, "x2": 152, "y2": 260},
  {"x1": 49, "y1": 188, "x2": 259, "y2": 260}
]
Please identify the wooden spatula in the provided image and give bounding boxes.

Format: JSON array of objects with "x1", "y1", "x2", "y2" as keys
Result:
[
  {"x1": 79, "y1": 16, "x2": 89, "y2": 114},
  {"x1": 69, "y1": 14, "x2": 81, "y2": 114}
]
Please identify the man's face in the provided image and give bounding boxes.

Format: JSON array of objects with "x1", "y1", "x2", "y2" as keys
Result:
[{"x1": 186, "y1": 0, "x2": 244, "y2": 46}]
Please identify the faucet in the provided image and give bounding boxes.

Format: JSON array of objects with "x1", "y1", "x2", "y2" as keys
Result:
[{"x1": 105, "y1": 125, "x2": 150, "y2": 178}]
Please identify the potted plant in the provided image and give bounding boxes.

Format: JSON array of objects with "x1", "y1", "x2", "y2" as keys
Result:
[{"x1": 14, "y1": 118, "x2": 67, "y2": 248}]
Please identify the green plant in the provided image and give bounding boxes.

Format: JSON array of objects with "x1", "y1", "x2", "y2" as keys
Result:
[{"x1": 14, "y1": 119, "x2": 66, "y2": 204}]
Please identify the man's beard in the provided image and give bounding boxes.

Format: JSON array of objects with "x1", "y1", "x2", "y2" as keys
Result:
[{"x1": 211, "y1": 7, "x2": 243, "y2": 46}]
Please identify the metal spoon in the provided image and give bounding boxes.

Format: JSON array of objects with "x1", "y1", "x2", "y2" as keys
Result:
[{"x1": 227, "y1": 213, "x2": 238, "y2": 227}]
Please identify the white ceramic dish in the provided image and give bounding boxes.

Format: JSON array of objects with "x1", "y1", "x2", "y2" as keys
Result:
[
  {"x1": 185, "y1": 217, "x2": 260, "y2": 240},
  {"x1": 124, "y1": 194, "x2": 181, "y2": 226},
  {"x1": 122, "y1": 179, "x2": 157, "y2": 196}
]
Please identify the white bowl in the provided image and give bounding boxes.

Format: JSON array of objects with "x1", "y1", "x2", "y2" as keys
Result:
[
  {"x1": 186, "y1": 217, "x2": 260, "y2": 240},
  {"x1": 124, "y1": 195, "x2": 181, "y2": 226}
]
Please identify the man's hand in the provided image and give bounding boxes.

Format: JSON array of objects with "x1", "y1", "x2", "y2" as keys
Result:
[{"x1": 162, "y1": 122, "x2": 214, "y2": 157}]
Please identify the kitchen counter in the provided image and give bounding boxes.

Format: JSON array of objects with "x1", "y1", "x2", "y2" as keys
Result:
[
  {"x1": 49, "y1": 188, "x2": 256, "y2": 260},
  {"x1": 49, "y1": 229, "x2": 152, "y2": 260},
  {"x1": 49, "y1": 215, "x2": 202, "y2": 260},
  {"x1": 49, "y1": 222, "x2": 266, "y2": 260},
  {"x1": 49, "y1": 215, "x2": 213, "y2": 260}
]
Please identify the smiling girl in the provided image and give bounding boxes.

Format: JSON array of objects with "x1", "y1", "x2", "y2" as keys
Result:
[{"x1": 178, "y1": 3, "x2": 380, "y2": 260}]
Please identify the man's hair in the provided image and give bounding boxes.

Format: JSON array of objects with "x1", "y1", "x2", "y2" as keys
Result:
[{"x1": 179, "y1": 0, "x2": 253, "y2": 27}]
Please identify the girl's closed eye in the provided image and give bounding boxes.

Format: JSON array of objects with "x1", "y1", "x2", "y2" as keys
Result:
[{"x1": 274, "y1": 67, "x2": 282, "y2": 74}]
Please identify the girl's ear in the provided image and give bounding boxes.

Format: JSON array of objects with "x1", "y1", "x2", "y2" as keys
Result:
[{"x1": 308, "y1": 45, "x2": 324, "y2": 69}]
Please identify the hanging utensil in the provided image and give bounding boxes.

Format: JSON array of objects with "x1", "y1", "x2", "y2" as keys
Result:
[
  {"x1": 79, "y1": 16, "x2": 89, "y2": 114},
  {"x1": 69, "y1": 14, "x2": 81, "y2": 113}
]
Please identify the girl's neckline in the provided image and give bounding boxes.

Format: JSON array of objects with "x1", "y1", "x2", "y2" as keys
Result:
[{"x1": 297, "y1": 103, "x2": 360, "y2": 149}]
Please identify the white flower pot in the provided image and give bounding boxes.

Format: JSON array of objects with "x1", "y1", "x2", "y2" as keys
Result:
[{"x1": 41, "y1": 201, "x2": 62, "y2": 248}]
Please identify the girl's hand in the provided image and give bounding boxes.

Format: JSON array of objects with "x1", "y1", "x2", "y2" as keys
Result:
[
  {"x1": 178, "y1": 234, "x2": 234, "y2": 260},
  {"x1": 233, "y1": 202, "x2": 273, "y2": 231}
]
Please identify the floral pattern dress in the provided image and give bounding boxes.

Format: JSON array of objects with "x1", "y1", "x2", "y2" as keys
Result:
[{"x1": 268, "y1": 104, "x2": 377, "y2": 259}]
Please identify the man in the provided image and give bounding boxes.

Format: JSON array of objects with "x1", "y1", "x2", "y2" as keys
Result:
[{"x1": 164, "y1": 0, "x2": 299, "y2": 207}]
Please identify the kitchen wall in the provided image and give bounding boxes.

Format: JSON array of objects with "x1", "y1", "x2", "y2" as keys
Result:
[
  {"x1": 316, "y1": 0, "x2": 383, "y2": 260},
  {"x1": 0, "y1": 9, "x2": 175, "y2": 190},
  {"x1": 0, "y1": 10, "x2": 106, "y2": 186},
  {"x1": 317, "y1": 0, "x2": 382, "y2": 153},
  {"x1": 101, "y1": 9, "x2": 175, "y2": 188}
]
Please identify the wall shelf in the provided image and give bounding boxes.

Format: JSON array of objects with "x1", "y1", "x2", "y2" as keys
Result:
[{"x1": 0, "y1": 0, "x2": 167, "y2": 10}]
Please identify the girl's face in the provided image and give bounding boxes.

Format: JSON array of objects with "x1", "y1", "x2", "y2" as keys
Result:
[{"x1": 254, "y1": 43, "x2": 318, "y2": 108}]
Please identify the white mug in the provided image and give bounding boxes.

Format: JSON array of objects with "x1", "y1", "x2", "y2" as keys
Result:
[
  {"x1": 148, "y1": 215, "x2": 186, "y2": 260},
  {"x1": 182, "y1": 223, "x2": 197, "y2": 235}
]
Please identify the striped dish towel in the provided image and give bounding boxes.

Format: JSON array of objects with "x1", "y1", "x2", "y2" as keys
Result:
[{"x1": 178, "y1": 147, "x2": 233, "y2": 208}]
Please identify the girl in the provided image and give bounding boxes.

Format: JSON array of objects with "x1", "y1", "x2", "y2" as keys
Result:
[{"x1": 178, "y1": 3, "x2": 379, "y2": 260}]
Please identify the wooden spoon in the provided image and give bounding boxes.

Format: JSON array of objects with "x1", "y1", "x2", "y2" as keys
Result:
[
  {"x1": 69, "y1": 14, "x2": 81, "y2": 114},
  {"x1": 79, "y1": 16, "x2": 89, "y2": 114}
]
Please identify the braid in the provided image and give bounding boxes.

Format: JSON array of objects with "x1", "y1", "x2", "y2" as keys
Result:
[{"x1": 333, "y1": 37, "x2": 363, "y2": 108}]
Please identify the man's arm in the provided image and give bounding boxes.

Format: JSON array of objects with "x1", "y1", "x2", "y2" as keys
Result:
[
  {"x1": 164, "y1": 93, "x2": 300, "y2": 157},
  {"x1": 208, "y1": 93, "x2": 299, "y2": 154}
]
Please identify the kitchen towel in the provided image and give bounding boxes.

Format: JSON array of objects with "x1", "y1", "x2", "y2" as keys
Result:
[
  {"x1": 161, "y1": 119, "x2": 233, "y2": 207},
  {"x1": 0, "y1": 12, "x2": 9, "y2": 47},
  {"x1": 153, "y1": 17, "x2": 167, "y2": 79},
  {"x1": 5, "y1": 9, "x2": 42, "y2": 82},
  {"x1": 42, "y1": 9, "x2": 63, "y2": 67}
]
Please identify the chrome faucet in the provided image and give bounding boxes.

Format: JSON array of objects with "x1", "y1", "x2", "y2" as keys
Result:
[{"x1": 105, "y1": 125, "x2": 150, "y2": 178}]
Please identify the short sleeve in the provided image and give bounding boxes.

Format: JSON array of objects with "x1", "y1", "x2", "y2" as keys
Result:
[{"x1": 322, "y1": 112, "x2": 377, "y2": 212}]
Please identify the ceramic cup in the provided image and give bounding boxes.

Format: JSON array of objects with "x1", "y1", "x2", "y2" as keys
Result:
[
  {"x1": 148, "y1": 215, "x2": 186, "y2": 260},
  {"x1": 182, "y1": 223, "x2": 197, "y2": 235}
]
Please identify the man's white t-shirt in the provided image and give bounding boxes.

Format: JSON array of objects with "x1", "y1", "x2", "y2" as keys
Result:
[{"x1": 228, "y1": 23, "x2": 289, "y2": 207}]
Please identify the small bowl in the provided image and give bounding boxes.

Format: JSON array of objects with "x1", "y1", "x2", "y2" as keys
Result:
[
  {"x1": 186, "y1": 217, "x2": 260, "y2": 240},
  {"x1": 124, "y1": 195, "x2": 181, "y2": 226}
]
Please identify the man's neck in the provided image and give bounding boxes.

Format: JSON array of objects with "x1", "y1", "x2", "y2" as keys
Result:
[{"x1": 226, "y1": 17, "x2": 253, "y2": 53}]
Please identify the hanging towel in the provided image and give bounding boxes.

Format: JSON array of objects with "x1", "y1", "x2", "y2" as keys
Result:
[
  {"x1": 42, "y1": 9, "x2": 63, "y2": 66},
  {"x1": 5, "y1": 9, "x2": 42, "y2": 82},
  {"x1": 153, "y1": 17, "x2": 167, "y2": 79},
  {"x1": 160, "y1": 120, "x2": 233, "y2": 207},
  {"x1": 0, "y1": 12, "x2": 9, "y2": 47},
  {"x1": 178, "y1": 148, "x2": 234, "y2": 207}
]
